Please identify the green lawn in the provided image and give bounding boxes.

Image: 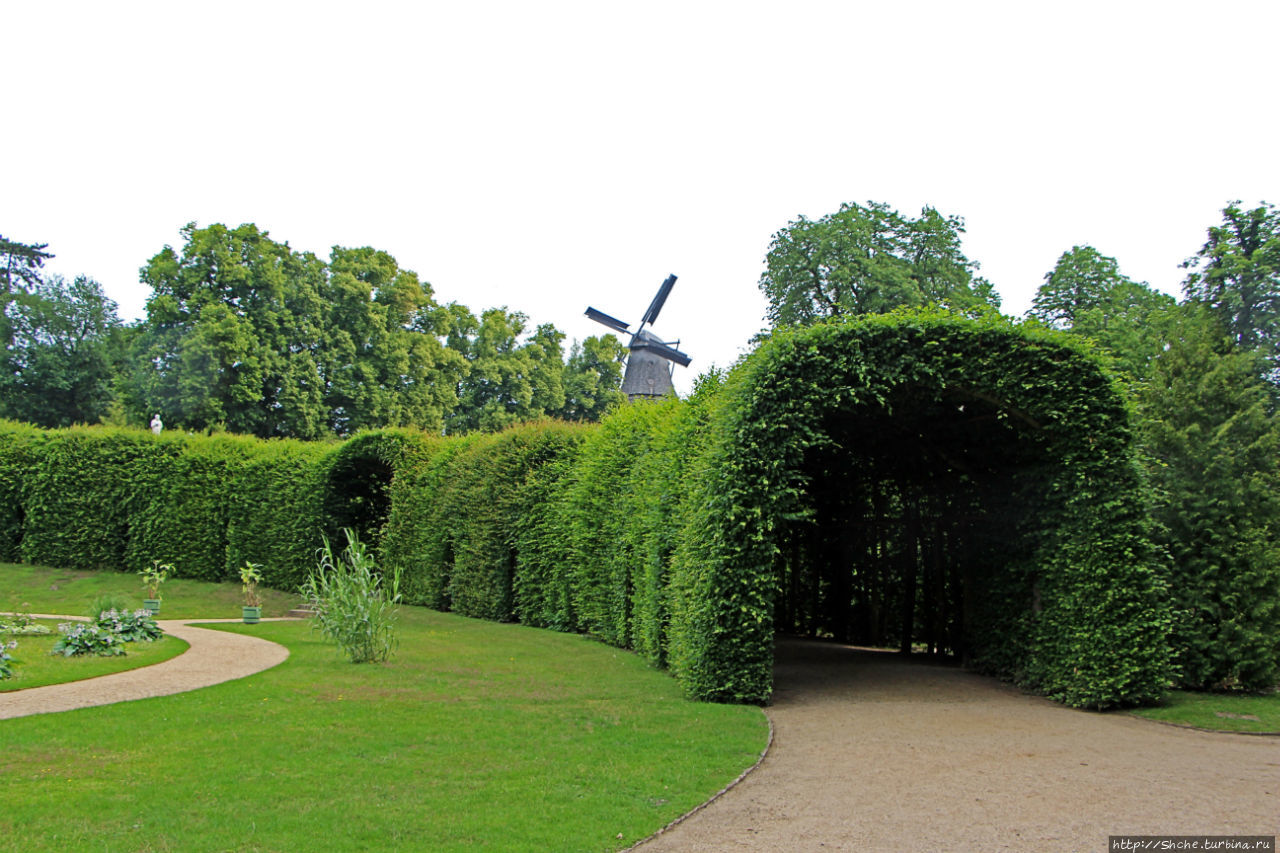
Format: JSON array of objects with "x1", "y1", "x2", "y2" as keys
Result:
[
  {"x1": 0, "y1": 565, "x2": 769, "y2": 852},
  {"x1": 0, "y1": 562, "x2": 302, "y2": 620},
  {"x1": 1130, "y1": 688, "x2": 1280, "y2": 734},
  {"x1": 0, "y1": 619, "x2": 189, "y2": 692}
]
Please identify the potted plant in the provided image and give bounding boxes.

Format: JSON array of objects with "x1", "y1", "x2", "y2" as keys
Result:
[
  {"x1": 240, "y1": 562, "x2": 263, "y2": 624},
  {"x1": 140, "y1": 561, "x2": 170, "y2": 615}
]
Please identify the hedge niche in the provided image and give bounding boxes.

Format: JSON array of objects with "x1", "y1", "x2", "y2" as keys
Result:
[
  {"x1": 668, "y1": 312, "x2": 1173, "y2": 708},
  {"x1": 321, "y1": 429, "x2": 440, "y2": 550}
]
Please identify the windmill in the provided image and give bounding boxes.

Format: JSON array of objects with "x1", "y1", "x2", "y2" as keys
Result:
[{"x1": 585, "y1": 273, "x2": 691, "y2": 400}]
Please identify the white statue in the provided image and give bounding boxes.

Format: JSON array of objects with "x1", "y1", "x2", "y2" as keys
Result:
[{"x1": 150, "y1": 414, "x2": 163, "y2": 435}]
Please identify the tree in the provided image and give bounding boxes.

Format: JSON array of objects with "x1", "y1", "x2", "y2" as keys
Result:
[
  {"x1": 447, "y1": 307, "x2": 539, "y2": 434},
  {"x1": 1139, "y1": 306, "x2": 1280, "y2": 690},
  {"x1": 1182, "y1": 201, "x2": 1280, "y2": 376},
  {"x1": 126, "y1": 223, "x2": 469, "y2": 438},
  {"x1": 0, "y1": 274, "x2": 123, "y2": 427},
  {"x1": 1028, "y1": 246, "x2": 1175, "y2": 379},
  {"x1": 758, "y1": 201, "x2": 999, "y2": 328},
  {"x1": 1, "y1": 235, "x2": 54, "y2": 350},
  {"x1": 320, "y1": 246, "x2": 465, "y2": 435},
  {"x1": 126, "y1": 222, "x2": 330, "y2": 437},
  {"x1": 560, "y1": 335, "x2": 626, "y2": 421}
]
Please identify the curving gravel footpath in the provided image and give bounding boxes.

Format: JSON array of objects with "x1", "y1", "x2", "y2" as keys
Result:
[
  {"x1": 634, "y1": 639, "x2": 1280, "y2": 852},
  {"x1": 0, "y1": 615, "x2": 291, "y2": 720}
]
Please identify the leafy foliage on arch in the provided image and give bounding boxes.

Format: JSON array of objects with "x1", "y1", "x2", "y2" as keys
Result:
[
  {"x1": 669, "y1": 311, "x2": 1173, "y2": 708},
  {"x1": 320, "y1": 428, "x2": 441, "y2": 550}
]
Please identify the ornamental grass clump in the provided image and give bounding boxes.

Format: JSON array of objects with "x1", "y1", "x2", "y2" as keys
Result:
[{"x1": 302, "y1": 528, "x2": 402, "y2": 663}]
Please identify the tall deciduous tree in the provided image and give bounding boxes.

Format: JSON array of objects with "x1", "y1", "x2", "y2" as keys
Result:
[
  {"x1": 1182, "y1": 201, "x2": 1280, "y2": 376},
  {"x1": 560, "y1": 335, "x2": 626, "y2": 422},
  {"x1": 446, "y1": 308, "x2": 569, "y2": 434},
  {"x1": 126, "y1": 222, "x2": 329, "y2": 437},
  {"x1": 1139, "y1": 306, "x2": 1280, "y2": 690},
  {"x1": 759, "y1": 201, "x2": 999, "y2": 328},
  {"x1": 0, "y1": 274, "x2": 123, "y2": 427},
  {"x1": 1028, "y1": 245, "x2": 1175, "y2": 379},
  {"x1": 1, "y1": 235, "x2": 54, "y2": 350},
  {"x1": 320, "y1": 246, "x2": 465, "y2": 434},
  {"x1": 127, "y1": 223, "x2": 467, "y2": 438}
]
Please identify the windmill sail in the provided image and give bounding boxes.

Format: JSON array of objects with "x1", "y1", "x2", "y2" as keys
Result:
[
  {"x1": 640, "y1": 274, "x2": 677, "y2": 328},
  {"x1": 585, "y1": 306, "x2": 630, "y2": 334}
]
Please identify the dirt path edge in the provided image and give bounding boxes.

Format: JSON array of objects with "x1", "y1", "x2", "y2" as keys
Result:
[
  {"x1": 622, "y1": 713, "x2": 776, "y2": 852},
  {"x1": 0, "y1": 614, "x2": 293, "y2": 720}
]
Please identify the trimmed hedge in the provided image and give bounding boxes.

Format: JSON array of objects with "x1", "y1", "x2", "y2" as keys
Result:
[
  {"x1": 1, "y1": 313, "x2": 1186, "y2": 708},
  {"x1": 665, "y1": 313, "x2": 1173, "y2": 707},
  {"x1": 227, "y1": 439, "x2": 331, "y2": 591},
  {"x1": 0, "y1": 421, "x2": 47, "y2": 561},
  {"x1": 10, "y1": 424, "x2": 329, "y2": 591}
]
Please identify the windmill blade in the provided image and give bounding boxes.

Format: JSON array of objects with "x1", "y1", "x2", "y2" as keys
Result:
[
  {"x1": 633, "y1": 337, "x2": 692, "y2": 368},
  {"x1": 639, "y1": 274, "x2": 677, "y2": 328},
  {"x1": 585, "y1": 306, "x2": 631, "y2": 334}
]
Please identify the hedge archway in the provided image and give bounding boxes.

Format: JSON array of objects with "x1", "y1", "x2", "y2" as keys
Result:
[
  {"x1": 320, "y1": 430, "x2": 439, "y2": 552},
  {"x1": 670, "y1": 313, "x2": 1173, "y2": 708}
]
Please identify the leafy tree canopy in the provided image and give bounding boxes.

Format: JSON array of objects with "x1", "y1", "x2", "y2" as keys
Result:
[
  {"x1": 1182, "y1": 201, "x2": 1280, "y2": 376},
  {"x1": 560, "y1": 335, "x2": 626, "y2": 422},
  {"x1": 1, "y1": 234, "x2": 55, "y2": 349},
  {"x1": 126, "y1": 223, "x2": 474, "y2": 439},
  {"x1": 445, "y1": 308, "x2": 568, "y2": 434},
  {"x1": 759, "y1": 201, "x2": 1000, "y2": 328},
  {"x1": 1138, "y1": 305, "x2": 1280, "y2": 690},
  {"x1": 0, "y1": 274, "x2": 123, "y2": 428},
  {"x1": 1027, "y1": 245, "x2": 1175, "y2": 380}
]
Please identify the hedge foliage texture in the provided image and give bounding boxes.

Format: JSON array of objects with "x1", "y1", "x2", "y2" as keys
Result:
[{"x1": 1, "y1": 313, "x2": 1183, "y2": 707}]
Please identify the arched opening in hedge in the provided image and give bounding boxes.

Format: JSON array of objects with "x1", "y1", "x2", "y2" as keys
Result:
[
  {"x1": 320, "y1": 431, "x2": 436, "y2": 553},
  {"x1": 672, "y1": 315, "x2": 1172, "y2": 709},
  {"x1": 776, "y1": 383, "x2": 1049, "y2": 663}
]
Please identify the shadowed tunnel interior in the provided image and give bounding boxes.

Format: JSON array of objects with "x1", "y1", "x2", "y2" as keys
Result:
[{"x1": 773, "y1": 384, "x2": 1053, "y2": 662}]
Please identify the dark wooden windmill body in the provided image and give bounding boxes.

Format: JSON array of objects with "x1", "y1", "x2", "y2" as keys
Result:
[{"x1": 585, "y1": 274, "x2": 691, "y2": 401}]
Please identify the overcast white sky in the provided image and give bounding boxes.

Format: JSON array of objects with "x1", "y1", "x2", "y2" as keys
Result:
[{"x1": 8, "y1": 1, "x2": 1278, "y2": 393}]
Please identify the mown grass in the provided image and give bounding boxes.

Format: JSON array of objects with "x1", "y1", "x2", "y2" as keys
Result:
[
  {"x1": 1130, "y1": 689, "x2": 1280, "y2": 734},
  {"x1": 0, "y1": 562, "x2": 302, "y2": 619},
  {"x1": 0, "y1": 565, "x2": 769, "y2": 852},
  {"x1": 0, "y1": 620, "x2": 189, "y2": 692}
]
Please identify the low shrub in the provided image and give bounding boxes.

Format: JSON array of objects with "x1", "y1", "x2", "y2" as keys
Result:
[
  {"x1": 0, "y1": 639, "x2": 15, "y2": 678},
  {"x1": 0, "y1": 610, "x2": 51, "y2": 636},
  {"x1": 51, "y1": 623, "x2": 126, "y2": 657},
  {"x1": 96, "y1": 609, "x2": 162, "y2": 643}
]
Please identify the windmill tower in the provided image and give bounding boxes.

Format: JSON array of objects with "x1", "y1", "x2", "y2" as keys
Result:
[{"x1": 585, "y1": 274, "x2": 691, "y2": 400}]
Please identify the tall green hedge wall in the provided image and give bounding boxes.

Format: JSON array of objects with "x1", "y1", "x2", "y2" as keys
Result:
[{"x1": 0, "y1": 313, "x2": 1192, "y2": 708}]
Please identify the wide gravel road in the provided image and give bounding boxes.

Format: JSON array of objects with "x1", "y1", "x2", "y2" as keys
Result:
[{"x1": 635, "y1": 639, "x2": 1279, "y2": 852}]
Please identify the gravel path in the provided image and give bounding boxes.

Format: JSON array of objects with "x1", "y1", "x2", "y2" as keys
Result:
[
  {"x1": 0, "y1": 615, "x2": 291, "y2": 720},
  {"x1": 5, "y1": 621, "x2": 1276, "y2": 850},
  {"x1": 635, "y1": 639, "x2": 1280, "y2": 852}
]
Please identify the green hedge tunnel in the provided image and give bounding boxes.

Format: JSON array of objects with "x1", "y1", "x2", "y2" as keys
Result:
[{"x1": 670, "y1": 316, "x2": 1172, "y2": 708}]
